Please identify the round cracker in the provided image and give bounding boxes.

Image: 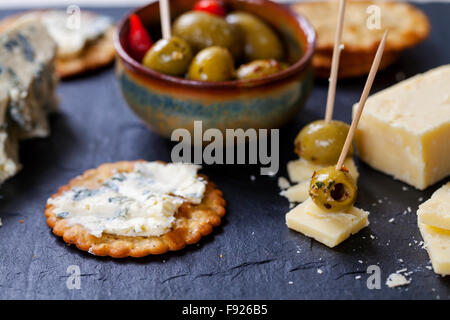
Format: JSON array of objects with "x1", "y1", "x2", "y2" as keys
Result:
[
  {"x1": 313, "y1": 49, "x2": 401, "y2": 78},
  {"x1": 292, "y1": 0, "x2": 430, "y2": 78},
  {"x1": 55, "y1": 26, "x2": 116, "y2": 78},
  {"x1": 293, "y1": 0, "x2": 430, "y2": 53},
  {"x1": 0, "y1": 10, "x2": 116, "y2": 79},
  {"x1": 45, "y1": 161, "x2": 226, "y2": 258}
]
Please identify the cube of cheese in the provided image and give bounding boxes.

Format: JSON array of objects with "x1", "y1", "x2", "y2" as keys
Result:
[
  {"x1": 354, "y1": 65, "x2": 450, "y2": 190},
  {"x1": 286, "y1": 198, "x2": 369, "y2": 248},
  {"x1": 281, "y1": 180, "x2": 310, "y2": 203},
  {"x1": 287, "y1": 157, "x2": 358, "y2": 183},
  {"x1": 418, "y1": 223, "x2": 450, "y2": 276},
  {"x1": 417, "y1": 182, "x2": 450, "y2": 230},
  {"x1": 283, "y1": 158, "x2": 359, "y2": 203}
]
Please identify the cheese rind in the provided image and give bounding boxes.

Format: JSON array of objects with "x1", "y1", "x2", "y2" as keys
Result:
[
  {"x1": 419, "y1": 223, "x2": 450, "y2": 276},
  {"x1": 417, "y1": 182, "x2": 450, "y2": 230},
  {"x1": 286, "y1": 198, "x2": 369, "y2": 248},
  {"x1": 354, "y1": 65, "x2": 450, "y2": 190}
]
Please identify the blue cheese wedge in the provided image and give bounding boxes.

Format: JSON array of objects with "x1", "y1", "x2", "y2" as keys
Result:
[
  {"x1": 47, "y1": 162, "x2": 206, "y2": 238},
  {"x1": 0, "y1": 16, "x2": 57, "y2": 183},
  {"x1": 0, "y1": 15, "x2": 58, "y2": 140}
]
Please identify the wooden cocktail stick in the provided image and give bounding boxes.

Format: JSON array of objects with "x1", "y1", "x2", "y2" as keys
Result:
[
  {"x1": 159, "y1": 0, "x2": 171, "y2": 39},
  {"x1": 324, "y1": 0, "x2": 346, "y2": 123},
  {"x1": 335, "y1": 30, "x2": 389, "y2": 171}
]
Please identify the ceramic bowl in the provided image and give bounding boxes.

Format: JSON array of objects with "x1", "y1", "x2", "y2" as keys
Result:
[{"x1": 115, "y1": 0, "x2": 316, "y2": 138}]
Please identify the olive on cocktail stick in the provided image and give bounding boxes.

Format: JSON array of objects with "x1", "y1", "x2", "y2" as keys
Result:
[
  {"x1": 294, "y1": 0, "x2": 350, "y2": 165},
  {"x1": 309, "y1": 30, "x2": 389, "y2": 212}
]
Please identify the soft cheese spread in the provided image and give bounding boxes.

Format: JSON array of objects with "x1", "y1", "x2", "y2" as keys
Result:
[
  {"x1": 41, "y1": 10, "x2": 112, "y2": 59},
  {"x1": 47, "y1": 162, "x2": 206, "y2": 238}
]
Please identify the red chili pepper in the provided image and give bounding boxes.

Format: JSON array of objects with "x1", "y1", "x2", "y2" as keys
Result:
[
  {"x1": 127, "y1": 13, "x2": 153, "y2": 61},
  {"x1": 193, "y1": 0, "x2": 226, "y2": 17}
]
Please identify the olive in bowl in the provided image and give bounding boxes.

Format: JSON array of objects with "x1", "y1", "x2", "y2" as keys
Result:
[
  {"x1": 172, "y1": 11, "x2": 243, "y2": 59},
  {"x1": 142, "y1": 36, "x2": 193, "y2": 76},
  {"x1": 188, "y1": 46, "x2": 235, "y2": 81},
  {"x1": 114, "y1": 0, "x2": 316, "y2": 138}
]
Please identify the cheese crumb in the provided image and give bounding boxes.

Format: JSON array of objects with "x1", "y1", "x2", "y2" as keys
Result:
[
  {"x1": 386, "y1": 273, "x2": 410, "y2": 288},
  {"x1": 388, "y1": 218, "x2": 395, "y2": 223},
  {"x1": 278, "y1": 177, "x2": 290, "y2": 190},
  {"x1": 317, "y1": 269, "x2": 323, "y2": 274},
  {"x1": 396, "y1": 268, "x2": 407, "y2": 274},
  {"x1": 355, "y1": 275, "x2": 361, "y2": 280},
  {"x1": 288, "y1": 281, "x2": 293, "y2": 285}
]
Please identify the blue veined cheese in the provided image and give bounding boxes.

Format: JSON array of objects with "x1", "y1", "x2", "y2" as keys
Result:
[
  {"x1": 41, "y1": 10, "x2": 112, "y2": 60},
  {"x1": 47, "y1": 162, "x2": 207, "y2": 238},
  {"x1": 0, "y1": 89, "x2": 20, "y2": 183},
  {"x1": 0, "y1": 15, "x2": 58, "y2": 140}
]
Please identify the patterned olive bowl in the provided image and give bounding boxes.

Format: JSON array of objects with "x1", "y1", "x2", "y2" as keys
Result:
[{"x1": 114, "y1": 0, "x2": 316, "y2": 138}]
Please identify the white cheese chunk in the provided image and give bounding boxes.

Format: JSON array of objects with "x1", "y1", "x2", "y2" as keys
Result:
[
  {"x1": 419, "y1": 223, "x2": 450, "y2": 276},
  {"x1": 354, "y1": 65, "x2": 450, "y2": 190},
  {"x1": 386, "y1": 273, "x2": 410, "y2": 288},
  {"x1": 48, "y1": 162, "x2": 206, "y2": 238},
  {"x1": 417, "y1": 182, "x2": 450, "y2": 230},
  {"x1": 286, "y1": 197, "x2": 369, "y2": 248}
]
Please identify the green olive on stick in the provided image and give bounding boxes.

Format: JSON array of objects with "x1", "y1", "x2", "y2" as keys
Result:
[{"x1": 309, "y1": 166, "x2": 357, "y2": 212}]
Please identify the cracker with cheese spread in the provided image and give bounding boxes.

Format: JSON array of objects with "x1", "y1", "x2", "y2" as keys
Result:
[
  {"x1": 292, "y1": 0, "x2": 430, "y2": 78},
  {"x1": 45, "y1": 161, "x2": 226, "y2": 258},
  {"x1": 0, "y1": 10, "x2": 116, "y2": 79}
]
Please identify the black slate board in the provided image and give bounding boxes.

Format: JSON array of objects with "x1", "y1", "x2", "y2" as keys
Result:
[{"x1": 0, "y1": 3, "x2": 449, "y2": 300}]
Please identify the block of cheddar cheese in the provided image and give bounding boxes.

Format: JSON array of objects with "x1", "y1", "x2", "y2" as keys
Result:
[
  {"x1": 417, "y1": 182, "x2": 450, "y2": 276},
  {"x1": 286, "y1": 197, "x2": 369, "y2": 248},
  {"x1": 418, "y1": 223, "x2": 450, "y2": 276},
  {"x1": 354, "y1": 65, "x2": 450, "y2": 190},
  {"x1": 418, "y1": 182, "x2": 450, "y2": 230}
]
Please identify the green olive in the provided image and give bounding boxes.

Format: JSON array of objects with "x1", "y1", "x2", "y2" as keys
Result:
[
  {"x1": 188, "y1": 47, "x2": 235, "y2": 82},
  {"x1": 172, "y1": 11, "x2": 243, "y2": 59},
  {"x1": 294, "y1": 120, "x2": 353, "y2": 165},
  {"x1": 226, "y1": 11, "x2": 283, "y2": 62},
  {"x1": 142, "y1": 37, "x2": 193, "y2": 76},
  {"x1": 236, "y1": 59, "x2": 288, "y2": 80},
  {"x1": 309, "y1": 166, "x2": 357, "y2": 212}
]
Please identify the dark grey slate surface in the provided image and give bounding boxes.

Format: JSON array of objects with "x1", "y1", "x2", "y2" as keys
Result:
[{"x1": 0, "y1": 3, "x2": 449, "y2": 300}]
